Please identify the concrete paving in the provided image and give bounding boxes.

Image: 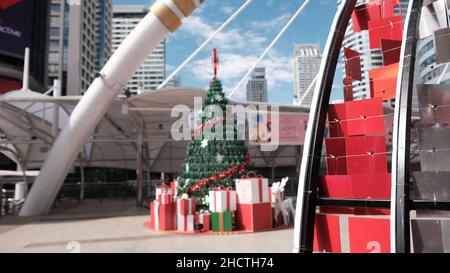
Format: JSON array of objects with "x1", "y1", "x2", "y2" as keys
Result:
[{"x1": 0, "y1": 199, "x2": 293, "y2": 253}]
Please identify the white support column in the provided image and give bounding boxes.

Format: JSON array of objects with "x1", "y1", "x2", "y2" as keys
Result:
[
  {"x1": 52, "y1": 80, "x2": 61, "y2": 138},
  {"x1": 20, "y1": 0, "x2": 205, "y2": 216}
]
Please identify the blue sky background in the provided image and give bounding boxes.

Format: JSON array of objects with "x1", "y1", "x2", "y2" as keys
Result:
[{"x1": 113, "y1": 0, "x2": 342, "y2": 104}]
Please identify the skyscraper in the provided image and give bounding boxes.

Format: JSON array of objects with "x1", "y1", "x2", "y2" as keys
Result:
[
  {"x1": 112, "y1": 5, "x2": 166, "y2": 94},
  {"x1": 293, "y1": 44, "x2": 321, "y2": 106},
  {"x1": 67, "y1": 0, "x2": 112, "y2": 96},
  {"x1": 337, "y1": 0, "x2": 409, "y2": 100},
  {"x1": 246, "y1": 67, "x2": 268, "y2": 102}
]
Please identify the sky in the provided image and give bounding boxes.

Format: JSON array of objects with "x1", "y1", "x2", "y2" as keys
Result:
[{"x1": 112, "y1": 0, "x2": 342, "y2": 104}]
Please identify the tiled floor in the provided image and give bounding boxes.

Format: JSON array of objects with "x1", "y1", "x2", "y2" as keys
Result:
[{"x1": 0, "y1": 199, "x2": 293, "y2": 253}]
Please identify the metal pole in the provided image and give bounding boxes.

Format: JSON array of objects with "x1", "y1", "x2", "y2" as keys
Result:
[
  {"x1": 136, "y1": 133, "x2": 144, "y2": 207},
  {"x1": 79, "y1": 156, "x2": 85, "y2": 201},
  {"x1": 22, "y1": 48, "x2": 30, "y2": 91},
  {"x1": 52, "y1": 80, "x2": 61, "y2": 138}
]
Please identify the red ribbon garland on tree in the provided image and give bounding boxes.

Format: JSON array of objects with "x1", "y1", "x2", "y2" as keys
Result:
[{"x1": 187, "y1": 152, "x2": 251, "y2": 194}]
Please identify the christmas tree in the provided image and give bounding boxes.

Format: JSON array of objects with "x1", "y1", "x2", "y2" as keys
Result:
[{"x1": 178, "y1": 49, "x2": 250, "y2": 204}]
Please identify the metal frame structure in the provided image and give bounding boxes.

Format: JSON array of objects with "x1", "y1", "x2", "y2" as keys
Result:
[
  {"x1": 293, "y1": 0, "x2": 357, "y2": 253},
  {"x1": 390, "y1": 0, "x2": 424, "y2": 254}
]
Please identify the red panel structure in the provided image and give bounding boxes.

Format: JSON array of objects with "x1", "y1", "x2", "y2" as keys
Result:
[
  {"x1": 320, "y1": 173, "x2": 391, "y2": 199},
  {"x1": 0, "y1": 0, "x2": 23, "y2": 9},
  {"x1": 369, "y1": 62, "x2": 399, "y2": 100},
  {"x1": 325, "y1": 136, "x2": 388, "y2": 175},
  {"x1": 380, "y1": 0, "x2": 400, "y2": 18},
  {"x1": 328, "y1": 98, "x2": 385, "y2": 138},
  {"x1": 352, "y1": 3, "x2": 381, "y2": 32},
  {"x1": 368, "y1": 16, "x2": 403, "y2": 49},
  {"x1": 313, "y1": 214, "x2": 342, "y2": 253},
  {"x1": 348, "y1": 217, "x2": 390, "y2": 253},
  {"x1": 344, "y1": 48, "x2": 362, "y2": 81},
  {"x1": 319, "y1": 175, "x2": 354, "y2": 198},
  {"x1": 381, "y1": 39, "x2": 402, "y2": 65}
]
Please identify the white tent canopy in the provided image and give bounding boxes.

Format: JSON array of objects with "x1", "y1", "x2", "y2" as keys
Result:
[{"x1": 0, "y1": 88, "x2": 310, "y2": 174}]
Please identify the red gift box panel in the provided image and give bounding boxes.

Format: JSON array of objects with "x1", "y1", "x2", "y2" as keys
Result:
[
  {"x1": 325, "y1": 136, "x2": 388, "y2": 175},
  {"x1": 352, "y1": 3, "x2": 382, "y2": 32},
  {"x1": 369, "y1": 62, "x2": 399, "y2": 101},
  {"x1": 313, "y1": 214, "x2": 341, "y2": 253},
  {"x1": 348, "y1": 217, "x2": 390, "y2": 253},
  {"x1": 236, "y1": 203, "x2": 273, "y2": 232},
  {"x1": 344, "y1": 48, "x2": 363, "y2": 81},
  {"x1": 368, "y1": 16, "x2": 403, "y2": 49},
  {"x1": 150, "y1": 202, "x2": 175, "y2": 231},
  {"x1": 343, "y1": 76, "x2": 354, "y2": 102},
  {"x1": 328, "y1": 97, "x2": 385, "y2": 137},
  {"x1": 381, "y1": 39, "x2": 402, "y2": 66},
  {"x1": 320, "y1": 173, "x2": 391, "y2": 199}
]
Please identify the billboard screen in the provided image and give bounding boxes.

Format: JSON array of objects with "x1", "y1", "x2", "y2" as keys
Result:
[{"x1": 0, "y1": 0, "x2": 32, "y2": 58}]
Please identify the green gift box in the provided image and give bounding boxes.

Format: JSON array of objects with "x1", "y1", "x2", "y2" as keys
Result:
[{"x1": 211, "y1": 212, "x2": 233, "y2": 232}]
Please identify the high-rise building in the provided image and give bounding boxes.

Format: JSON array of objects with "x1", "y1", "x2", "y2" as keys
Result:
[
  {"x1": 112, "y1": 5, "x2": 166, "y2": 94},
  {"x1": 337, "y1": 0, "x2": 409, "y2": 100},
  {"x1": 0, "y1": 0, "x2": 50, "y2": 94},
  {"x1": 293, "y1": 44, "x2": 321, "y2": 106},
  {"x1": 246, "y1": 67, "x2": 268, "y2": 102},
  {"x1": 67, "y1": 0, "x2": 112, "y2": 96},
  {"x1": 48, "y1": 0, "x2": 69, "y2": 92}
]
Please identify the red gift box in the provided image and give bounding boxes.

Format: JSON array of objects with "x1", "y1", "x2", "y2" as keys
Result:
[
  {"x1": 170, "y1": 181, "x2": 179, "y2": 200},
  {"x1": 176, "y1": 197, "x2": 196, "y2": 216},
  {"x1": 348, "y1": 217, "x2": 390, "y2": 253},
  {"x1": 319, "y1": 175, "x2": 353, "y2": 199},
  {"x1": 352, "y1": 173, "x2": 391, "y2": 199},
  {"x1": 150, "y1": 201, "x2": 175, "y2": 231},
  {"x1": 368, "y1": 16, "x2": 403, "y2": 49},
  {"x1": 352, "y1": 3, "x2": 381, "y2": 32},
  {"x1": 369, "y1": 62, "x2": 399, "y2": 100},
  {"x1": 194, "y1": 212, "x2": 211, "y2": 232},
  {"x1": 381, "y1": 39, "x2": 401, "y2": 66},
  {"x1": 380, "y1": 0, "x2": 400, "y2": 18},
  {"x1": 157, "y1": 194, "x2": 172, "y2": 205},
  {"x1": 325, "y1": 136, "x2": 388, "y2": 175},
  {"x1": 328, "y1": 98, "x2": 385, "y2": 138},
  {"x1": 344, "y1": 48, "x2": 362, "y2": 81},
  {"x1": 236, "y1": 203, "x2": 272, "y2": 232},
  {"x1": 313, "y1": 214, "x2": 341, "y2": 253}
]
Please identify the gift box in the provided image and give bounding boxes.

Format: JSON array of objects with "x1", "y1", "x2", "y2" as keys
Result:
[
  {"x1": 194, "y1": 212, "x2": 211, "y2": 232},
  {"x1": 177, "y1": 214, "x2": 195, "y2": 233},
  {"x1": 369, "y1": 62, "x2": 399, "y2": 100},
  {"x1": 235, "y1": 176, "x2": 270, "y2": 204},
  {"x1": 348, "y1": 217, "x2": 390, "y2": 253},
  {"x1": 209, "y1": 188, "x2": 237, "y2": 212},
  {"x1": 176, "y1": 197, "x2": 196, "y2": 216},
  {"x1": 150, "y1": 201, "x2": 175, "y2": 231},
  {"x1": 328, "y1": 97, "x2": 385, "y2": 138},
  {"x1": 313, "y1": 214, "x2": 342, "y2": 253},
  {"x1": 236, "y1": 203, "x2": 272, "y2": 232},
  {"x1": 381, "y1": 39, "x2": 401, "y2": 66},
  {"x1": 368, "y1": 16, "x2": 403, "y2": 49},
  {"x1": 343, "y1": 76, "x2": 354, "y2": 102},
  {"x1": 156, "y1": 184, "x2": 172, "y2": 202},
  {"x1": 325, "y1": 136, "x2": 388, "y2": 175},
  {"x1": 320, "y1": 173, "x2": 391, "y2": 199},
  {"x1": 170, "y1": 181, "x2": 180, "y2": 200},
  {"x1": 211, "y1": 212, "x2": 233, "y2": 232}
]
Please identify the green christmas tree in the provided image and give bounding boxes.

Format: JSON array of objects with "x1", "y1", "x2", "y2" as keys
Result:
[{"x1": 178, "y1": 50, "x2": 250, "y2": 204}]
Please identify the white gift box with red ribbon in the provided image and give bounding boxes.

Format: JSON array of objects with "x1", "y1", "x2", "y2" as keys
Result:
[
  {"x1": 177, "y1": 214, "x2": 194, "y2": 232},
  {"x1": 156, "y1": 184, "x2": 172, "y2": 203},
  {"x1": 209, "y1": 187, "x2": 237, "y2": 212},
  {"x1": 235, "y1": 173, "x2": 269, "y2": 204}
]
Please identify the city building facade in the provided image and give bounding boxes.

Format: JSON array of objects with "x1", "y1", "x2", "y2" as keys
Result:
[
  {"x1": 293, "y1": 44, "x2": 321, "y2": 105},
  {"x1": 113, "y1": 5, "x2": 166, "y2": 94},
  {"x1": 246, "y1": 67, "x2": 268, "y2": 102}
]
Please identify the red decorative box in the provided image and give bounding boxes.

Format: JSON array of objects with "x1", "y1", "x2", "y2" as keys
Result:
[
  {"x1": 328, "y1": 98, "x2": 385, "y2": 138},
  {"x1": 344, "y1": 48, "x2": 362, "y2": 81},
  {"x1": 381, "y1": 39, "x2": 401, "y2": 66},
  {"x1": 368, "y1": 16, "x2": 403, "y2": 49},
  {"x1": 369, "y1": 62, "x2": 399, "y2": 101},
  {"x1": 325, "y1": 136, "x2": 388, "y2": 175},
  {"x1": 176, "y1": 197, "x2": 196, "y2": 216},
  {"x1": 236, "y1": 203, "x2": 272, "y2": 232},
  {"x1": 348, "y1": 217, "x2": 390, "y2": 253},
  {"x1": 313, "y1": 214, "x2": 341, "y2": 253},
  {"x1": 352, "y1": 3, "x2": 381, "y2": 32},
  {"x1": 320, "y1": 173, "x2": 391, "y2": 199},
  {"x1": 150, "y1": 201, "x2": 175, "y2": 231},
  {"x1": 194, "y1": 212, "x2": 211, "y2": 232}
]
